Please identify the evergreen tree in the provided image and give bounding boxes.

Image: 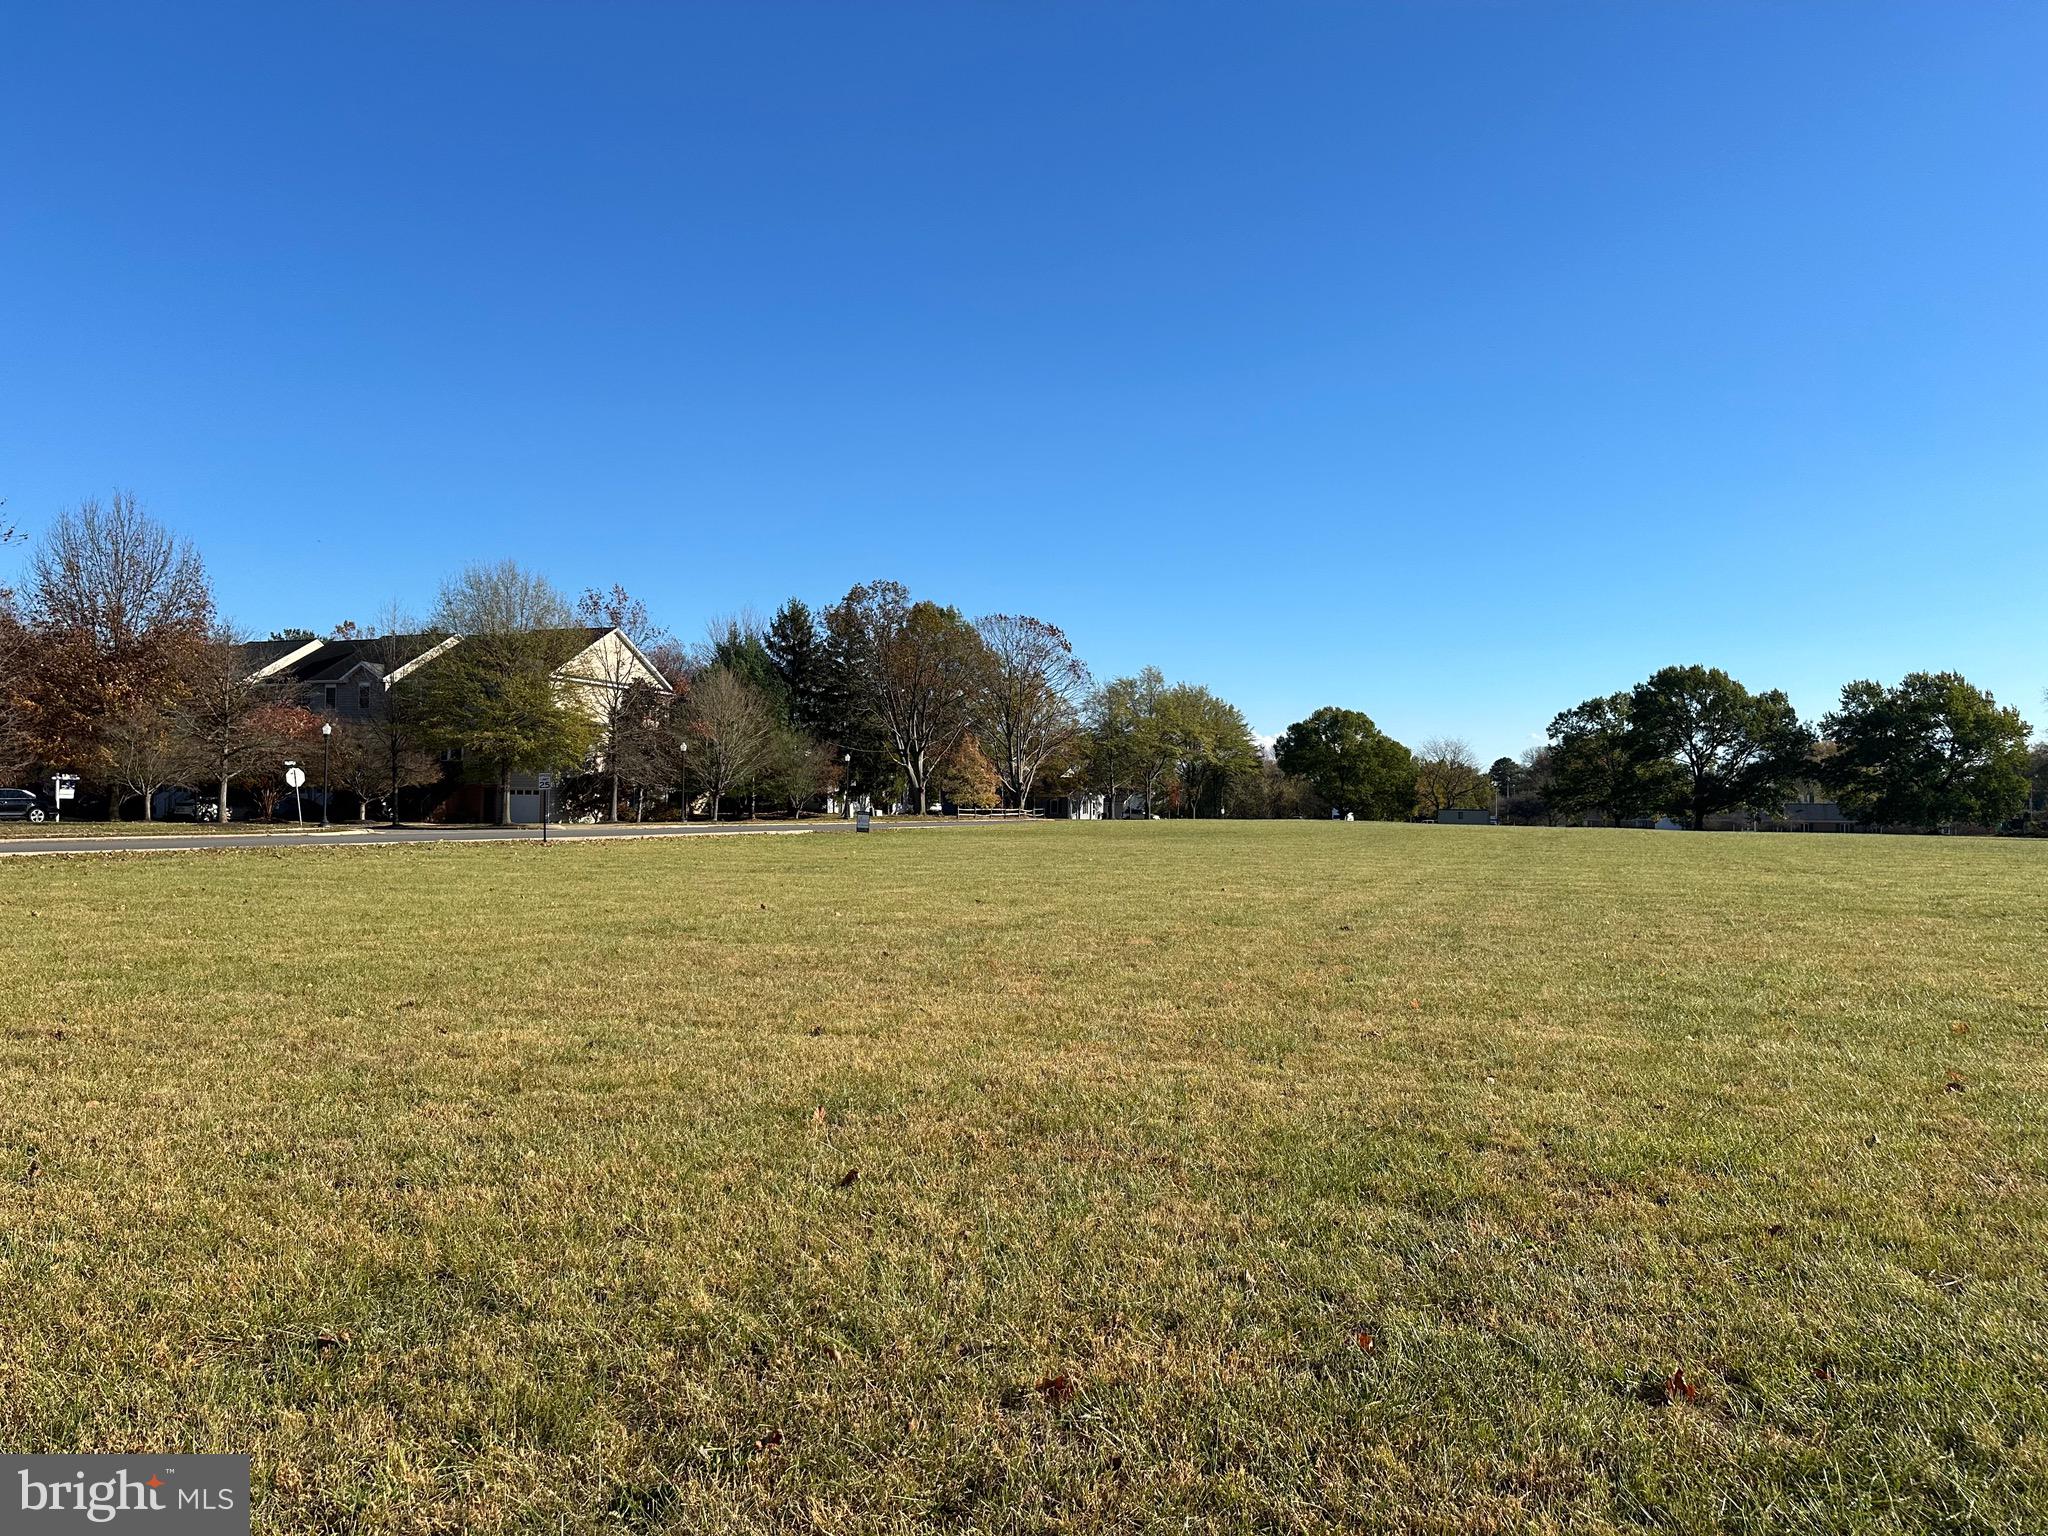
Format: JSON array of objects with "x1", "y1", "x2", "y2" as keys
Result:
[{"x1": 765, "y1": 598, "x2": 830, "y2": 735}]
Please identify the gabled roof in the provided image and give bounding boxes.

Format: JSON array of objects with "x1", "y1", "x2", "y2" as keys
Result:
[
  {"x1": 233, "y1": 626, "x2": 669, "y2": 694},
  {"x1": 531, "y1": 625, "x2": 614, "y2": 668},
  {"x1": 230, "y1": 636, "x2": 325, "y2": 678},
  {"x1": 244, "y1": 632, "x2": 453, "y2": 685},
  {"x1": 546, "y1": 626, "x2": 673, "y2": 692}
]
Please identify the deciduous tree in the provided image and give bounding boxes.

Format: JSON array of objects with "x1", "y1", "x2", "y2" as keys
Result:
[
  {"x1": 0, "y1": 600, "x2": 27, "y2": 778},
  {"x1": 974, "y1": 613, "x2": 1090, "y2": 808},
  {"x1": 574, "y1": 585, "x2": 669, "y2": 822},
  {"x1": 1086, "y1": 668, "x2": 1170, "y2": 817},
  {"x1": 826, "y1": 581, "x2": 985, "y2": 814},
  {"x1": 1547, "y1": 692, "x2": 1667, "y2": 826},
  {"x1": 1414, "y1": 736, "x2": 1492, "y2": 819},
  {"x1": 104, "y1": 698, "x2": 187, "y2": 820},
  {"x1": 1505, "y1": 746, "x2": 1557, "y2": 825},
  {"x1": 762, "y1": 724, "x2": 839, "y2": 818},
  {"x1": 1822, "y1": 673, "x2": 2031, "y2": 829},
  {"x1": 15, "y1": 493, "x2": 212, "y2": 789},
  {"x1": 1273, "y1": 707, "x2": 1415, "y2": 820},
  {"x1": 176, "y1": 626, "x2": 287, "y2": 820},
  {"x1": 350, "y1": 618, "x2": 450, "y2": 826},
  {"x1": 1630, "y1": 665, "x2": 1813, "y2": 829},
  {"x1": 935, "y1": 733, "x2": 1002, "y2": 809},
  {"x1": 686, "y1": 664, "x2": 779, "y2": 821},
  {"x1": 1153, "y1": 683, "x2": 1260, "y2": 817},
  {"x1": 415, "y1": 633, "x2": 597, "y2": 825},
  {"x1": 327, "y1": 716, "x2": 441, "y2": 821},
  {"x1": 244, "y1": 703, "x2": 326, "y2": 821},
  {"x1": 433, "y1": 559, "x2": 575, "y2": 635}
]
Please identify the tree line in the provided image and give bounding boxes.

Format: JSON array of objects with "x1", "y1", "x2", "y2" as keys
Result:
[
  {"x1": 0, "y1": 495, "x2": 1274, "y2": 822},
  {"x1": 1272, "y1": 664, "x2": 2041, "y2": 833},
  {"x1": 3, "y1": 494, "x2": 2042, "y2": 829}
]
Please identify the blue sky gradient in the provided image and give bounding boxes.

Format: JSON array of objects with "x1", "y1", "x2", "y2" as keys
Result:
[{"x1": 4, "y1": 2, "x2": 2044, "y2": 758}]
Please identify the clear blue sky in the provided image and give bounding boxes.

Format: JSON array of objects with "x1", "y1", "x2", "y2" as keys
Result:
[{"x1": 5, "y1": 3, "x2": 2044, "y2": 760}]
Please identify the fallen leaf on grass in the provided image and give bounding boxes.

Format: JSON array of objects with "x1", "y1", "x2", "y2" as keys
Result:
[
  {"x1": 1354, "y1": 1331, "x2": 1375, "y2": 1354},
  {"x1": 836, "y1": 1168, "x2": 860, "y2": 1187},
  {"x1": 1813, "y1": 1363, "x2": 1839, "y2": 1383},
  {"x1": 1663, "y1": 1368, "x2": 1697, "y2": 1403},
  {"x1": 1035, "y1": 1372, "x2": 1080, "y2": 1406},
  {"x1": 753, "y1": 1430, "x2": 784, "y2": 1451},
  {"x1": 811, "y1": 1106, "x2": 827, "y2": 1126}
]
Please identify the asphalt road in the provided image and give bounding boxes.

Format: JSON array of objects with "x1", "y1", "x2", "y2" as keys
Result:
[{"x1": 0, "y1": 819, "x2": 855, "y2": 857}]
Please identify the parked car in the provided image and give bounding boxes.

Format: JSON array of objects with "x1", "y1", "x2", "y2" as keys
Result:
[
  {"x1": 159, "y1": 788, "x2": 230, "y2": 822},
  {"x1": 0, "y1": 787, "x2": 50, "y2": 822}
]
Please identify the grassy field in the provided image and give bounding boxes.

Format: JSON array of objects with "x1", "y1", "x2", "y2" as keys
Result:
[
  {"x1": 0, "y1": 819, "x2": 346, "y2": 837},
  {"x1": 2, "y1": 823, "x2": 2043, "y2": 1534}
]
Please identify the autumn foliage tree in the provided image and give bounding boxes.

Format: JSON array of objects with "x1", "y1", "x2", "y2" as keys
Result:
[
  {"x1": 14, "y1": 494, "x2": 212, "y2": 806},
  {"x1": 328, "y1": 715, "x2": 441, "y2": 821},
  {"x1": 176, "y1": 627, "x2": 288, "y2": 820},
  {"x1": 937, "y1": 733, "x2": 1003, "y2": 808},
  {"x1": 827, "y1": 581, "x2": 986, "y2": 813}
]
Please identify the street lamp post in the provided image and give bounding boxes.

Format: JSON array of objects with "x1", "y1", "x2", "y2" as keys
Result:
[
  {"x1": 320, "y1": 722, "x2": 333, "y2": 828},
  {"x1": 678, "y1": 740, "x2": 689, "y2": 821},
  {"x1": 844, "y1": 752, "x2": 853, "y2": 819}
]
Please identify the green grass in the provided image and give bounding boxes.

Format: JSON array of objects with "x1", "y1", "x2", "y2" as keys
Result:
[
  {"x1": 2, "y1": 823, "x2": 2043, "y2": 1533},
  {"x1": 0, "y1": 819, "x2": 366, "y2": 837}
]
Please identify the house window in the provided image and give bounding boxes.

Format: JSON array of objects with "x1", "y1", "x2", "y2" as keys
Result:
[
  {"x1": 358, "y1": 685, "x2": 371, "y2": 711},
  {"x1": 324, "y1": 684, "x2": 336, "y2": 707}
]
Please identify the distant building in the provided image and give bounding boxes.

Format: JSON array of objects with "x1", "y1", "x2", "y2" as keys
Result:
[
  {"x1": 1436, "y1": 807, "x2": 1497, "y2": 826},
  {"x1": 1046, "y1": 792, "x2": 1106, "y2": 820},
  {"x1": 1782, "y1": 800, "x2": 1855, "y2": 833},
  {"x1": 233, "y1": 632, "x2": 461, "y2": 722},
  {"x1": 226, "y1": 626, "x2": 669, "y2": 823},
  {"x1": 1045, "y1": 790, "x2": 1147, "y2": 820}
]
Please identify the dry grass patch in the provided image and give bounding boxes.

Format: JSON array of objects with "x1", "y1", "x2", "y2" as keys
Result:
[{"x1": 2, "y1": 822, "x2": 2044, "y2": 1533}]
